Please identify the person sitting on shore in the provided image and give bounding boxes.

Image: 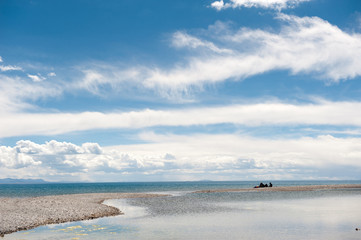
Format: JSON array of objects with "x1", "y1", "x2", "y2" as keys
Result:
[{"x1": 254, "y1": 182, "x2": 272, "y2": 188}]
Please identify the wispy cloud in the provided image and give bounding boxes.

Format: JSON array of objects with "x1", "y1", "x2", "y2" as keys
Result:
[
  {"x1": 2, "y1": 100, "x2": 361, "y2": 138},
  {"x1": 74, "y1": 14, "x2": 361, "y2": 99},
  {"x1": 211, "y1": 0, "x2": 310, "y2": 11},
  {"x1": 172, "y1": 31, "x2": 233, "y2": 54},
  {"x1": 0, "y1": 74, "x2": 62, "y2": 113},
  {"x1": 0, "y1": 65, "x2": 22, "y2": 72},
  {"x1": 74, "y1": 65, "x2": 146, "y2": 96},
  {"x1": 0, "y1": 58, "x2": 60, "y2": 112},
  {"x1": 143, "y1": 14, "x2": 361, "y2": 91},
  {"x1": 27, "y1": 73, "x2": 46, "y2": 82},
  {"x1": 0, "y1": 56, "x2": 23, "y2": 71}
]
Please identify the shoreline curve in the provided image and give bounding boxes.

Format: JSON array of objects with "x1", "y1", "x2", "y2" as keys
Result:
[{"x1": 0, "y1": 192, "x2": 166, "y2": 237}]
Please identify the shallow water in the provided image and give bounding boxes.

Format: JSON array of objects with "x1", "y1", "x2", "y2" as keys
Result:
[{"x1": 4, "y1": 187, "x2": 361, "y2": 240}]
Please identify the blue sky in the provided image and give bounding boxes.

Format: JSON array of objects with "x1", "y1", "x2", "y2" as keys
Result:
[{"x1": 1, "y1": 0, "x2": 361, "y2": 182}]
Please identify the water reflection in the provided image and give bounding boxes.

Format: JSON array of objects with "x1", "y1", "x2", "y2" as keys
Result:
[{"x1": 4, "y1": 190, "x2": 361, "y2": 240}]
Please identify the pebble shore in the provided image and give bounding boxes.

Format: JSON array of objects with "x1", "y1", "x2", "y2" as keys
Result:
[{"x1": 0, "y1": 192, "x2": 165, "y2": 237}]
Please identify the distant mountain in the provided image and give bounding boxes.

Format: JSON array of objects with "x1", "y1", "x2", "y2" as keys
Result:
[{"x1": 0, "y1": 178, "x2": 48, "y2": 184}]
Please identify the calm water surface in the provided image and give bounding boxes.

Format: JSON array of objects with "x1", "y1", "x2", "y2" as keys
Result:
[{"x1": 2, "y1": 181, "x2": 361, "y2": 239}]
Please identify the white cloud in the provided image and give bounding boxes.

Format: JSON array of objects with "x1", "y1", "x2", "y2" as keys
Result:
[
  {"x1": 67, "y1": 14, "x2": 361, "y2": 100},
  {"x1": 75, "y1": 66, "x2": 145, "y2": 96},
  {"x1": 48, "y1": 72, "x2": 56, "y2": 77},
  {"x1": 2, "y1": 100, "x2": 361, "y2": 138},
  {"x1": 1, "y1": 135, "x2": 360, "y2": 181},
  {"x1": 0, "y1": 140, "x2": 104, "y2": 170},
  {"x1": 211, "y1": 0, "x2": 310, "y2": 11},
  {"x1": 0, "y1": 140, "x2": 175, "y2": 180},
  {"x1": 0, "y1": 74, "x2": 62, "y2": 113},
  {"x1": 211, "y1": 0, "x2": 226, "y2": 11},
  {"x1": 302, "y1": 128, "x2": 361, "y2": 136},
  {"x1": 0, "y1": 56, "x2": 3, "y2": 62},
  {"x1": 0, "y1": 144, "x2": 42, "y2": 168},
  {"x1": 27, "y1": 73, "x2": 46, "y2": 82},
  {"x1": 0, "y1": 65, "x2": 22, "y2": 72},
  {"x1": 172, "y1": 31, "x2": 233, "y2": 54},
  {"x1": 133, "y1": 132, "x2": 361, "y2": 169},
  {"x1": 142, "y1": 14, "x2": 361, "y2": 91}
]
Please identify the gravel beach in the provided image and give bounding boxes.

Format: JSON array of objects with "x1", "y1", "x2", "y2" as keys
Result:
[{"x1": 0, "y1": 192, "x2": 165, "y2": 237}]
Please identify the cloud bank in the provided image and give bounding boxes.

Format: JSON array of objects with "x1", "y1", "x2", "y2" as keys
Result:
[
  {"x1": 1, "y1": 100, "x2": 361, "y2": 138},
  {"x1": 1, "y1": 134, "x2": 360, "y2": 181}
]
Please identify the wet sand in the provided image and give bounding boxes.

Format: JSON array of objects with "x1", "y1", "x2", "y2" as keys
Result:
[{"x1": 0, "y1": 192, "x2": 165, "y2": 237}]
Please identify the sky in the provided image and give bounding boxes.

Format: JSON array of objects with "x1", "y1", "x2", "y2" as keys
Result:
[{"x1": 1, "y1": 0, "x2": 361, "y2": 182}]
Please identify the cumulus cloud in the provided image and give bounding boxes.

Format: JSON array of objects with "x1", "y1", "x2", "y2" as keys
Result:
[
  {"x1": 102, "y1": 133, "x2": 361, "y2": 180},
  {"x1": 2, "y1": 100, "x2": 361, "y2": 138},
  {"x1": 0, "y1": 140, "x2": 177, "y2": 180},
  {"x1": 1, "y1": 135, "x2": 360, "y2": 181},
  {"x1": 0, "y1": 140, "x2": 104, "y2": 170},
  {"x1": 211, "y1": 0, "x2": 310, "y2": 11},
  {"x1": 0, "y1": 144, "x2": 42, "y2": 168},
  {"x1": 211, "y1": 0, "x2": 227, "y2": 11}
]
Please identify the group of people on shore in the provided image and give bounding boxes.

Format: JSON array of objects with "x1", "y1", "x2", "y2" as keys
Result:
[{"x1": 254, "y1": 182, "x2": 272, "y2": 188}]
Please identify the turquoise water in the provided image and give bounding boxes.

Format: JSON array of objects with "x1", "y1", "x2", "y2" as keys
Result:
[{"x1": 2, "y1": 181, "x2": 361, "y2": 239}]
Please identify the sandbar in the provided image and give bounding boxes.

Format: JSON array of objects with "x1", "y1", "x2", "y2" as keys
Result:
[{"x1": 194, "y1": 184, "x2": 361, "y2": 193}]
